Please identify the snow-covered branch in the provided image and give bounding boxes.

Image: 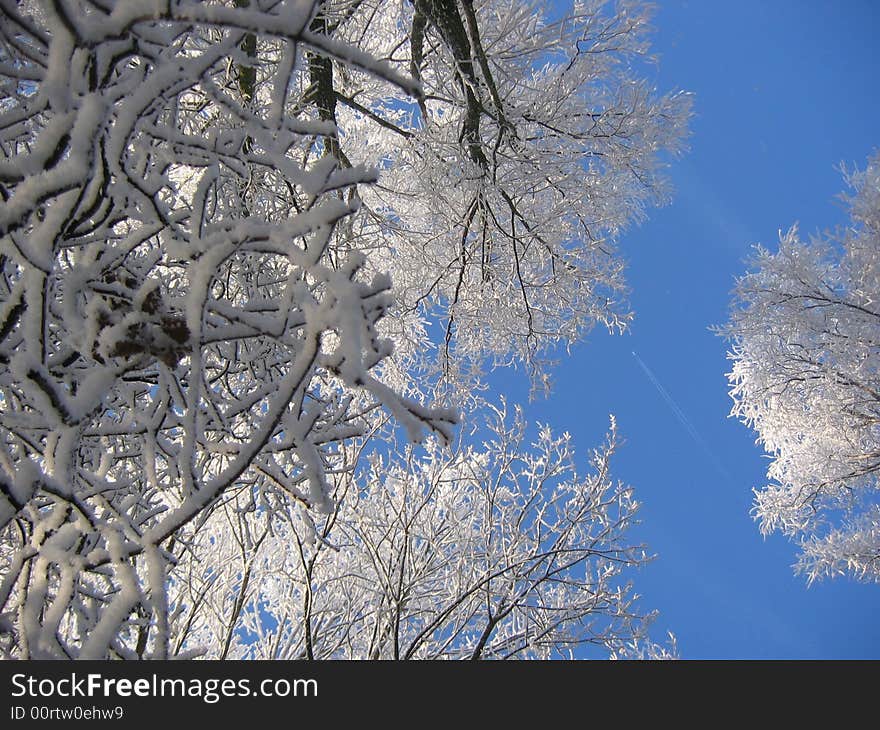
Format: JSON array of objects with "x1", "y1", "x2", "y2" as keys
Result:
[
  {"x1": 169, "y1": 406, "x2": 667, "y2": 659},
  {"x1": 0, "y1": 0, "x2": 453, "y2": 659}
]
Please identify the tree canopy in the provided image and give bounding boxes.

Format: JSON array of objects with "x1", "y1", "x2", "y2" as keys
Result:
[
  {"x1": 721, "y1": 153, "x2": 880, "y2": 583},
  {"x1": 0, "y1": 0, "x2": 688, "y2": 659}
]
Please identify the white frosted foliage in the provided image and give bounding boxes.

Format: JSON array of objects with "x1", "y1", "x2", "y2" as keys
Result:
[
  {"x1": 722, "y1": 153, "x2": 880, "y2": 583},
  {"x1": 169, "y1": 407, "x2": 670, "y2": 660},
  {"x1": 0, "y1": 0, "x2": 683, "y2": 658},
  {"x1": 0, "y1": 0, "x2": 455, "y2": 658}
]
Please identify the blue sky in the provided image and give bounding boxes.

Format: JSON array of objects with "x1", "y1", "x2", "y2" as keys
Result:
[{"x1": 488, "y1": 0, "x2": 880, "y2": 658}]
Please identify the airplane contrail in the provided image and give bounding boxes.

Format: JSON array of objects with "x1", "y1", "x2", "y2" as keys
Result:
[{"x1": 631, "y1": 350, "x2": 735, "y2": 485}]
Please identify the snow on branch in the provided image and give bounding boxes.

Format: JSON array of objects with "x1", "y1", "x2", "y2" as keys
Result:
[
  {"x1": 0, "y1": 0, "x2": 452, "y2": 659},
  {"x1": 720, "y1": 151, "x2": 880, "y2": 583},
  {"x1": 168, "y1": 406, "x2": 667, "y2": 660}
]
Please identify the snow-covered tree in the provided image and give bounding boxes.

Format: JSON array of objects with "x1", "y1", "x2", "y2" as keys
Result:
[
  {"x1": 0, "y1": 0, "x2": 687, "y2": 658},
  {"x1": 168, "y1": 406, "x2": 670, "y2": 660},
  {"x1": 305, "y1": 0, "x2": 691, "y2": 390},
  {"x1": 0, "y1": 0, "x2": 455, "y2": 659},
  {"x1": 721, "y1": 153, "x2": 880, "y2": 583}
]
